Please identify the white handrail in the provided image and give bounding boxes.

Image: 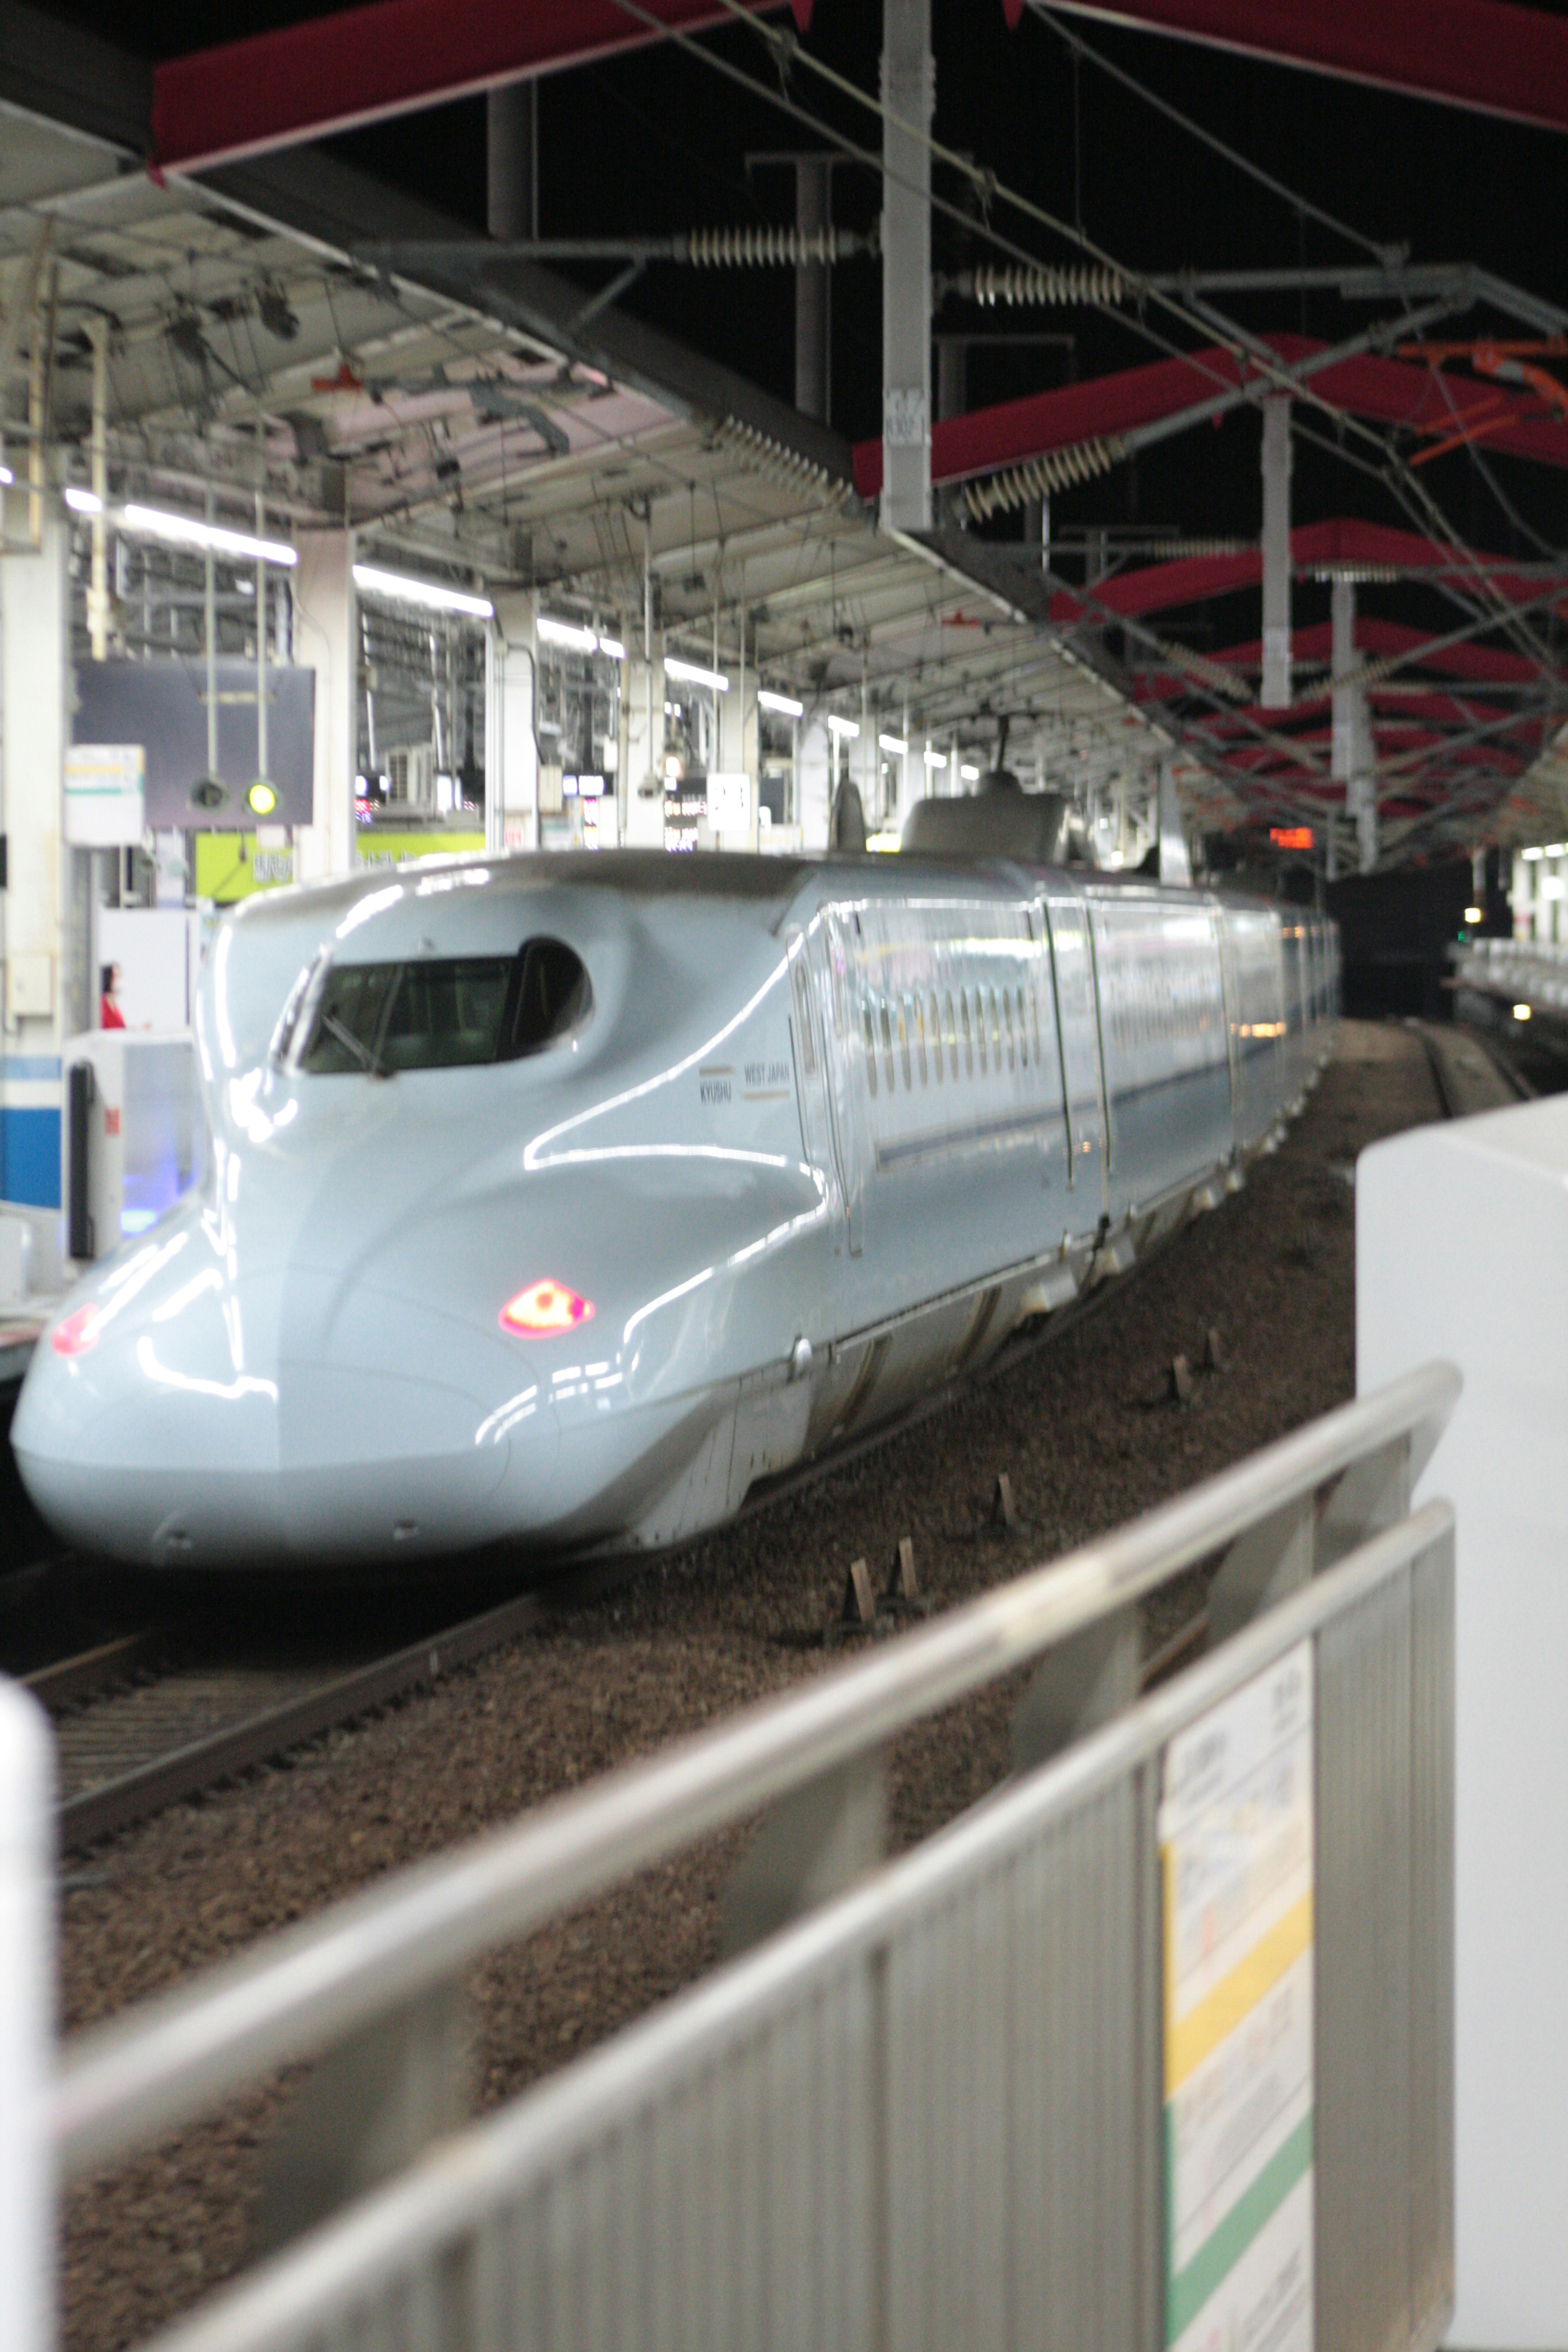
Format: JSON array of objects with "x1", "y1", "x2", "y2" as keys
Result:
[{"x1": 51, "y1": 1359, "x2": 1458, "y2": 2180}]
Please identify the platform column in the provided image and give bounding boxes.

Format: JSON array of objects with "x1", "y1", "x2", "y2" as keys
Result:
[
  {"x1": 880, "y1": 0, "x2": 933, "y2": 535},
  {"x1": 1, "y1": 498, "x2": 74, "y2": 1207},
  {"x1": 292, "y1": 531, "x2": 356, "y2": 882},
  {"x1": 1260, "y1": 396, "x2": 1292, "y2": 710},
  {"x1": 487, "y1": 592, "x2": 539, "y2": 852}
]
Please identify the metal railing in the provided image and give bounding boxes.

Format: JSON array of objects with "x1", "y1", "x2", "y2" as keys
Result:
[{"x1": 48, "y1": 1363, "x2": 1459, "y2": 2352}]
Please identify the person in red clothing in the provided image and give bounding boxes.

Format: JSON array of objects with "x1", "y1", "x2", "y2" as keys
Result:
[{"x1": 100, "y1": 962, "x2": 126, "y2": 1029}]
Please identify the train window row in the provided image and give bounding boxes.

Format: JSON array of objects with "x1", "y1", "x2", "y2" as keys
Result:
[
  {"x1": 1098, "y1": 940, "x2": 1222, "y2": 1056},
  {"x1": 861, "y1": 978, "x2": 1041, "y2": 1100}
]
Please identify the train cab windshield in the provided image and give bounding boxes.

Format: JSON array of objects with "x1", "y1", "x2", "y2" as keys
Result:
[{"x1": 290, "y1": 938, "x2": 592, "y2": 1074}]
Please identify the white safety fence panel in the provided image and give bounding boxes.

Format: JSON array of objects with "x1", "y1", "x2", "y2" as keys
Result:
[
  {"x1": 0, "y1": 1678, "x2": 53, "y2": 2352},
  {"x1": 134, "y1": 1503, "x2": 1452, "y2": 2352}
]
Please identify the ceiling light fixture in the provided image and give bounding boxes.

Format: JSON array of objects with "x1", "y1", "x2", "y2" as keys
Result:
[
  {"x1": 536, "y1": 614, "x2": 598, "y2": 653},
  {"x1": 827, "y1": 715, "x2": 860, "y2": 738},
  {"x1": 664, "y1": 655, "x2": 729, "y2": 693},
  {"x1": 122, "y1": 503, "x2": 297, "y2": 567},
  {"x1": 352, "y1": 563, "x2": 490, "y2": 617},
  {"x1": 960, "y1": 763, "x2": 980, "y2": 781},
  {"x1": 64, "y1": 486, "x2": 102, "y2": 515},
  {"x1": 924, "y1": 746, "x2": 947, "y2": 769},
  {"x1": 758, "y1": 689, "x2": 804, "y2": 717},
  {"x1": 878, "y1": 733, "x2": 908, "y2": 755}
]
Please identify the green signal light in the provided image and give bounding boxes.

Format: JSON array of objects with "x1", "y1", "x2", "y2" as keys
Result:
[{"x1": 246, "y1": 778, "x2": 278, "y2": 817}]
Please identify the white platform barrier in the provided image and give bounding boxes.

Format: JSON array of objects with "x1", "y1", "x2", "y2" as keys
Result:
[
  {"x1": 0, "y1": 1679, "x2": 53, "y2": 2352},
  {"x1": 1359, "y1": 1098, "x2": 1568, "y2": 2351}
]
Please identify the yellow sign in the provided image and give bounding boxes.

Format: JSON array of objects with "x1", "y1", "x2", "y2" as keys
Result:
[
  {"x1": 193, "y1": 833, "x2": 298, "y2": 902},
  {"x1": 356, "y1": 828, "x2": 485, "y2": 869}
]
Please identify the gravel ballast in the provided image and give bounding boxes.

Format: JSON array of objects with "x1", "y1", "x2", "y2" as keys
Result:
[{"x1": 58, "y1": 1018, "x2": 1439, "y2": 2352}]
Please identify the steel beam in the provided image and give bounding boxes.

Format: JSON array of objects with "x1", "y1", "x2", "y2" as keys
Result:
[
  {"x1": 151, "y1": 0, "x2": 807, "y2": 176},
  {"x1": 1050, "y1": 0, "x2": 1568, "y2": 136}
]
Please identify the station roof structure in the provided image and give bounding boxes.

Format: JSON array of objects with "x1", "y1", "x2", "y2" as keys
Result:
[
  {"x1": 0, "y1": 3, "x2": 1208, "y2": 826},
  {"x1": 5, "y1": 0, "x2": 1568, "y2": 860}
]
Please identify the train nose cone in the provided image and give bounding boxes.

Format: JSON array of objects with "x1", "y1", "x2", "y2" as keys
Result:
[{"x1": 12, "y1": 1209, "x2": 287, "y2": 1566}]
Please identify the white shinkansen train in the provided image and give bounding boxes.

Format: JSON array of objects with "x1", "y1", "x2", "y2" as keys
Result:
[{"x1": 15, "y1": 852, "x2": 1336, "y2": 1568}]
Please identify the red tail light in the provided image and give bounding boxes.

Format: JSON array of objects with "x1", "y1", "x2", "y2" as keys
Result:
[
  {"x1": 52, "y1": 1304, "x2": 103, "y2": 1358},
  {"x1": 500, "y1": 1279, "x2": 594, "y2": 1337}
]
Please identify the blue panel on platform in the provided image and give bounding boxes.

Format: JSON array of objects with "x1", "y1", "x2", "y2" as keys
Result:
[{"x1": 0, "y1": 1109, "x2": 62, "y2": 1208}]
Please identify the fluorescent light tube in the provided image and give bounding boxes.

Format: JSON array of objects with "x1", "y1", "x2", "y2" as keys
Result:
[
  {"x1": 924, "y1": 746, "x2": 947, "y2": 768},
  {"x1": 65, "y1": 486, "x2": 103, "y2": 514},
  {"x1": 758, "y1": 689, "x2": 804, "y2": 717},
  {"x1": 664, "y1": 655, "x2": 729, "y2": 693},
  {"x1": 125, "y1": 502, "x2": 298, "y2": 566},
  {"x1": 878, "y1": 733, "x2": 908, "y2": 755},
  {"x1": 352, "y1": 562, "x2": 490, "y2": 616},
  {"x1": 537, "y1": 614, "x2": 599, "y2": 653},
  {"x1": 826, "y1": 715, "x2": 860, "y2": 737}
]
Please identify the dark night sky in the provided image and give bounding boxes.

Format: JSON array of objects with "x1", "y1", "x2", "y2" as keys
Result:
[{"x1": 52, "y1": 1, "x2": 1568, "y2": 625}]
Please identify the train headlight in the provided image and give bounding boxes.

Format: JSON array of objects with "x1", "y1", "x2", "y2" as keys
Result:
[
  {"x1": 500, "y1": 1280, "x2": 594, "y2": 1336},
  {"x1": 51, "y1": 1304, "x2": 104, "y2": 1358}
]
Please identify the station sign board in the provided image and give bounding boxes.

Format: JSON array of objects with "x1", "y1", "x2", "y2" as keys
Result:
[
  {"x1": 65, "y1": 744, "x2": 144, "y2": 847},
  {"x1": 1160, "y1": 1641, "x2": 1314, "y2": 2352}
]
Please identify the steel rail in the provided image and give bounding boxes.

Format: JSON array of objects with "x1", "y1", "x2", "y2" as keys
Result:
[
  {"x1": 51, "y1": 1591, "x2": 543, "y2": 1856},
  {"x1": 50, "y1": 1358, "x2": 1458, "y2": 2181}
]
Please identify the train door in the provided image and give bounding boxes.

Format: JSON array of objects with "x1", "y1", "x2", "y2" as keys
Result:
[
  {"x1": 785, "y1": 925, "x2": 848, "y2": 1255},
  {"x1": 1043, "y1": 890, "x2": 1107, "y2": 1231},
  {"x1": 815, "y1": 908, "x2": 868, "y2": 1256}
]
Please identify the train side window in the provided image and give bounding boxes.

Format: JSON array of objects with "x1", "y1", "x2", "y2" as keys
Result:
[
  {"x1": 862, "y1": 1000, "x2": 879, "y2": 1096},
  {"x1": 928, "y1": 991, "x2": 942, "y2": 1081},
  {"x1": 897, "y1": 998, "x2": 913, "y2": 1091},
  {"x1": 880, "y1": 1000, "x2": 896, "y2": 1092}
]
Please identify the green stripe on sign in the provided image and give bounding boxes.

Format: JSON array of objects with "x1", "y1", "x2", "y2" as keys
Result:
[{"x1": 1167, "y1": 2110, "x2": 1312, "y2": 2343}]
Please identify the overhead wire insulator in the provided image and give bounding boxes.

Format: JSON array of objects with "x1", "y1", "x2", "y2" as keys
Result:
[
  {"x1": 960, "y1": 432, "x2": 1127, "y2": 521},
  {"x1": 683, "y1": 226, "x2": 858, "y2": 268},
  {"x1": 957, "y1": 263, "x2": 1126, "y2": 308},
  {"x1": 711, "y1": 415, "x2": 852, "y2": 501},
  {"x1": 1151, "y1": 637, "x2": 1252, "y2": 703}
]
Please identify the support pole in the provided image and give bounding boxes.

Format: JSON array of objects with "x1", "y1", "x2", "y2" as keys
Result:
[
  {"x1": 486, "y1": 81, "x2": 538, "y2": 243},
  {"x1": 880, "y1": 0, "x2": 932, "y2": 536},
  {"x1": 1332, "y1": 575, "x2": 1377, "y2": 875},
  {"x1": 1260, "y1": 396, "x2": 1292, "y2": 710},
  {"x1": 86, "y1": 321, "x2": 109, "y2": 662},
  {"x1": 935, "y1": 334, "x2": 965, "y2": 528},
  {"x1": 794, "y1": 156, "x2": 829, "y2": 423}
]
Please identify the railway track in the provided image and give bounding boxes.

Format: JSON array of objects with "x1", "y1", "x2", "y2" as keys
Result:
[
  {"x1": 1411, "y1": 1018, "x2": 1535, "y2": 1120},
  {"x1": 25, "y1": 1590, "x2": 546, "y2": 1855}
]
